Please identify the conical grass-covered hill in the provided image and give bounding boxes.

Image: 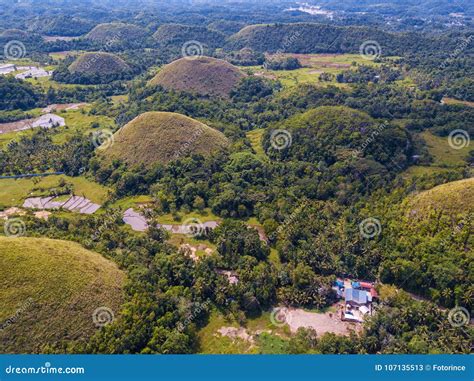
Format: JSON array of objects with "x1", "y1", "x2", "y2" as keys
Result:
[
  {"x1": 85, "y1": 22, "x2": 148, "y2": 45},
  {"x1": 149, "y1": 56, "x2": 244, "y2": 98},
  {"x1": 68, "y1": 52, "x2": 131, "y2": 76},
  {"x1": 0, "y1": 237, "x2": 125, "y2": 353},
  {"x1": 99, "y1": 112, "x2": 229, "y2": 168}
]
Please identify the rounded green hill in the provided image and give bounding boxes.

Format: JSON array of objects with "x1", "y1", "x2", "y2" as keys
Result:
[
  {"x1": 100, "y1": 111, "x2": 229, "y2": 168},
  {"x1": 264, "y1": 106, "x2": 409, "y2": 166},
  {"x1": 85, "y1": 22, "x2": 148, "y2": 44},
  {"x1": 0, "y1": 237, "x2": 125, "y2": 353},
  {"x1": 149, "y1": 56, "x2": 244, "y2": 98},
  {"x1": 68, "y1": 52, "x2": 131, "y2": 75},
  {"x1": 0, "y1": 29, "x2": 28, "y2": 39},
  {"x1": 153, "y1": 23, "x2": 225, "y2": 48}
]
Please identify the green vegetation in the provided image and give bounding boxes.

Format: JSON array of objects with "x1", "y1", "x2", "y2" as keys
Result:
[
  {"x1": 0, "y1": 76, "x2": 43, "y2": 111},
  {"x1": 246, "y1": 129, "x2": 266, "y2": 158},
  {"x1": 264, "y1": 105, "x2": 410, "y2": 170},
  {"x1": 0, "y1": 0, "x2": 472, "y2": 356},
  {"x1": 419, "y1": 131, "x2": 470, "y2": 168},
  {"x1": 153, "y1": 24, "x2": 225, "y2": 50},
  {"x1": 0, "y1": 237, "x2": 125, "y2": 353},
  {"x1": 0, "y1": 107, "x2": 115, "y2": 149},
  {"x1": 198, "y1": 312, "x2": 255, "y2": 354},
  {"x1": 0, "y1": 175, "x2": 110, "y2": 208},
  {"x1": 227, "y1": 23, "x2": 443, "y2": 56}
]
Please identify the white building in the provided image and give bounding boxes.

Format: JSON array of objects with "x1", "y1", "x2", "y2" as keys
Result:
[{"x1": 32, "y1": 114, "x2": 65, "y2": 128}]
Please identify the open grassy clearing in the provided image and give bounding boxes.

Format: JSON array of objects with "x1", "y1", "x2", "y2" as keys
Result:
[
  {"x1": 0, "y1": 106, "x2": 116, "y2": 148},
  {"x1": 246, "y1": 128, "x2": 266, "y2": 158},
  {"x1": 243, "y1": 53, "x2": 389, "y2": 88},
  {"x1": 110, "y1": 94, "x2": 129, "y2": 105},
  {"x1": 442, "y1": 97, "x2": 474, "y2": 108},
  {"x1": 156, "y1": 208, "x2": 222, "y2": 224},
  {"x1": 0, "y1": 175, "x2": 110, "y2": 208},
  {"x1": 25, "y1": 75, "x2": 92, "y2": 90},
  {"x1": 0, "y1": 237, "x2": 125, "y2": 353},
  {"x1": 198, "y1": 311, "x2": 256, "y2": 354},
  {"x1": 109, "y1": 195, "x2": 153, "y2": 210},
  {"x1": 419, "y1": 131, "x2": 470, "y2": 167},
  {"x1": 198, "y1": 310, "x2": 291, "y2": 354},
  {"x1": 49, "y1": 51, "x2": 82, "y2": 60},
  {"x1": 403, "y1": 130, "x2": 470, "y2": 179}
]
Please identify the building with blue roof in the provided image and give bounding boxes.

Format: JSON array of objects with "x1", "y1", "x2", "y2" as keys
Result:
[{"x1": 345, "y1": 288, "x2": 371, "y2": 305}]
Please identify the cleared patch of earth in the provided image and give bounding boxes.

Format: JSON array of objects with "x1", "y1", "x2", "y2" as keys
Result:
[
  {"x1": 123, "y1": 208, "x2": 267, "y2": 241},
  {"x1": 217, "y1": 327, "x2": 254, "y2": 344},
  {"x1": 277, "y1": 306, "x2": 358, "y2": 336},
  {"x1": 42, "y1": 103, "x2": 88, "y2": 113}
]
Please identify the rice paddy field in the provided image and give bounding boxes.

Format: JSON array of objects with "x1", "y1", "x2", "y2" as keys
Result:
[{"x1": 0, "y1": 175, "x2": 110, "y2": 209}]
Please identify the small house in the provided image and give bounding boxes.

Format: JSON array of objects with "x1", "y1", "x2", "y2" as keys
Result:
[{"x1": 345, "y1": 288, "x2": 371, "y2": 306}]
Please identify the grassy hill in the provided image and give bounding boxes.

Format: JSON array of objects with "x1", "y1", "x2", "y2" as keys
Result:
[
  {"x1": 149, "y1": 56, "x2": 244, "y2": 98},
  {"x1": 379, "y1": 177, "x2": 473, "y2": 306},
  {"x1": 33, "y1": 16, "x2": 93, "y2": 37},
  {"x1": 85, "y1": 22, "x2": 148, "y2": 44},
  {"x1": 208, "y1": 20, "x2": 247, "y2": 36},
  {"x1": 153, "y1": 23, "x2": 225, "y2": 49},
  {"x1": 0, "y1": 237, "x2": 125, "y2": 353},
  {"x1": 68, "y1": 52, "x2": 131, "y2": 75},
  {"x1": 0, "y1": 29, "x2": 28, "y2": 39},
  {"x1": 404, "y1": 177, "x2": 474, "y2": 220},
  {"x1": 100, "y1": 111, "x2": 229, "y2": 168}
]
